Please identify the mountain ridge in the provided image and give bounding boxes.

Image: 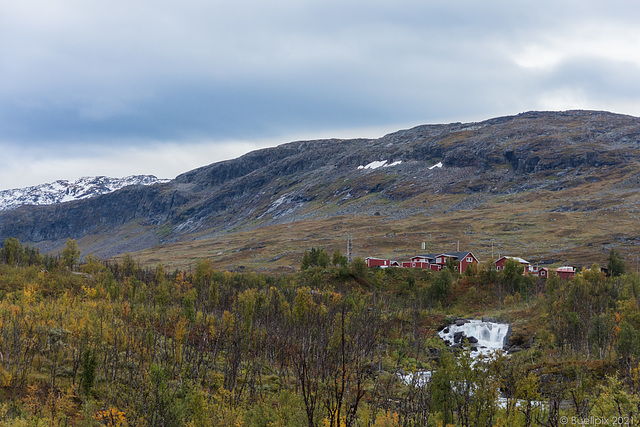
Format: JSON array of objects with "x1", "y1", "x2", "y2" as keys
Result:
[
  {"x1": 1, "y1": 110, "x2": 639, "y2": 268},
  {"x1": 0, "y1": 175, "x2": 169, "y2": 212}
]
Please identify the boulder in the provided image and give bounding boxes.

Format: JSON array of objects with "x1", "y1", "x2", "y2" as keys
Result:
[{"x1": 502, "y1": 325, "x2": 513, "y2": 349}]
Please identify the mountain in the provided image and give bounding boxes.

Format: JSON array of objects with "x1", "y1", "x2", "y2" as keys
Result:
[
  {"x1": 0, "y1": 175, "x2": 169, "y2": 212},
  {"x1": 1, "y1": 110, "x2": 639, "y2": 270}
]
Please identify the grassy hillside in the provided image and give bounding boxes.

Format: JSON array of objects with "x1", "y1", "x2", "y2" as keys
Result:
[{"x1": 117, "y1": 172, "x2": 640, "y2": 273}]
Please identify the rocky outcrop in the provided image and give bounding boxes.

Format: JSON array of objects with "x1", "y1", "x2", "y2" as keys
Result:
[{"x1": 0, "y1": 184, "x2": 190, "y2": 241}]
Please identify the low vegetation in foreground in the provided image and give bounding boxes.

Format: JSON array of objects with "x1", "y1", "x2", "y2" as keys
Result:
[{"x1": 1, "y1": 238, "x2": 640, "y2": 426}]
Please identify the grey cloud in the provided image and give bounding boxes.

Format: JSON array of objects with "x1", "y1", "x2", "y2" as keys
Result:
[
  {"x1": 0, "y1": 0, "x2": 639, "y2": 147},
  {"x1": 542, "y1": 57, "x2": 640, "y2": 100}
]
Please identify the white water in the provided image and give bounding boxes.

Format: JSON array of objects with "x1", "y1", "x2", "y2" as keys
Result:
[
  {"x1": 438, "y1": 320, "x2": 510, "y2": 357},
  {"x1": 400, "y1": 320, "x2": 544, "y2": 409},
  {"x1": 399, "y1": 320, "x2": 510, "y2": 386}
]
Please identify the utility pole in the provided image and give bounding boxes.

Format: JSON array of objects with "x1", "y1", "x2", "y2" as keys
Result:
[{"x1": 346, "y1": 235, "x2": 353, "y2": 263}]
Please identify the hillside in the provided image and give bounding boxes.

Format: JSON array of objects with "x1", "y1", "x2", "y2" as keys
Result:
[{"x1": 1, "y1": 110, "x2": 639, "y2": 270}]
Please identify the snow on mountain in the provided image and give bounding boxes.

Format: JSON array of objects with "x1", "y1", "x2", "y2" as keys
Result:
[
  {"x1": 357, "y1": 160, "x2": 402, "y2": 170},
  {"x1": 0, "y1": 175, "x2": 169, "y2": 211}
]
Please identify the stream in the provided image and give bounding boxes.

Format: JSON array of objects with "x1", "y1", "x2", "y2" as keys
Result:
[{"x1": 399, "y1": 319, "x2": 510, "y2": 386}]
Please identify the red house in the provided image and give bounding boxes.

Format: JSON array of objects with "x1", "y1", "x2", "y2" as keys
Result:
[
  {"x1": 556, "y1": 266, "x2": 576, "y2": 280},
  {"x1": 447, "y1": 251, "x2": 479, "y2": 273},
  {"x1": 365, "y1": 257, "x2": 391, "y2": 268},
  {"x1": 408, "y1": 251, "x2": 479, "y2": 272},
  {"x1": 495, "y1": 256, "x2": 531, "y2": 272},
  {"x1": 402, "y1": 260, "x2": 428, "y2": 269}
]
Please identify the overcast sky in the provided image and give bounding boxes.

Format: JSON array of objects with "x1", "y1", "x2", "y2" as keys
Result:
[{"x1": 1, "y1": 0, "x2": 639, "y2": 190}]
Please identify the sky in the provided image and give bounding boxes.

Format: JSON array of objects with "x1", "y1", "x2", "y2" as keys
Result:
[{"x1": 1, "y1": 0, "x2": 639, "y2": 190}]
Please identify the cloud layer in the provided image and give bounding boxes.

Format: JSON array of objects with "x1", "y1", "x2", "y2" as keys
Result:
[{"x1": 1, "y1": 0, "x2": 639, "y2": 188}]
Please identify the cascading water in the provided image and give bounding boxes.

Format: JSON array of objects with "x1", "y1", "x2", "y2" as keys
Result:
[
  {"x1": 399, "y1": 320, "x2": 510, "y2": 386},
  {"x1": 400, "y1": 319, "x2": 542, "y2": 409},
  {"x1": 438, "y1": 319, "x2": 511, "y2": 357}
]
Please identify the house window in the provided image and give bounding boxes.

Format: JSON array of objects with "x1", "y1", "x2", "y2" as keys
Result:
[{"x1": 466, "y1": 257, "x2": 473, "y2": 262}]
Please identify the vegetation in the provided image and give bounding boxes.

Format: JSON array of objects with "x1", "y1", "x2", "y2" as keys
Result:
[{"x1": 1, "y1": 238, "x2": 640, "y2": 426}]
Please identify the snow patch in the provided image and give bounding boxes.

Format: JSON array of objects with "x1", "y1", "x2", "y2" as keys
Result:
[
  {"x1": 358, "y1": 160, "x2": 387, "y2": 170},
  {"x1": 384, "y1": 160, "x2": 402, "y2": 167},
  {"x1": 429, "y1": 162, "x2": 443, "y2": 170},
  {"x1": 357, "y1": 160, "x2": 402, "y2": 170}
]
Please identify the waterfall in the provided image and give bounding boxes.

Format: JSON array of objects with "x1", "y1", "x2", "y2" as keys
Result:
[
  {"x1": 399, "y1": 320, "x2": 510, "y2": 386},
  {"x1": 438, "y1": 320, "x2": 511, "y2": 357}
]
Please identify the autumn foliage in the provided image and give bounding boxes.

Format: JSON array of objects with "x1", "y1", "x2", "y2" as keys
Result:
[{"x1": 1, "y1": 238, "x2": 640, "y2": 426}]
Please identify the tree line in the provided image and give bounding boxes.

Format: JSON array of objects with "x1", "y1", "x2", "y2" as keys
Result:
[{"x1": 1, "y1": 240, "x2": 640, "y2": 426}]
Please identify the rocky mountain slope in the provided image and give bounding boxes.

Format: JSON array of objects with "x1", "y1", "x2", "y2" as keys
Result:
[
  {"x1": 0, "y1": 175, "x2": 168, "y2": 212},
  {"x1": 1, "y1": 110, "x2": 639, "y2": 268}
]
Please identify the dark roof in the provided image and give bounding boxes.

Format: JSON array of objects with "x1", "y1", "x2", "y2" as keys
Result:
[
  {"x1": 412, "y1": 254, "x2": 437, "y2": 260},
  {"x1": 412, "y1": 251, "x2": 478, "y2": 262},
  {"x1": 437, "y1": 251, "x2": 476, "y2": 260}
]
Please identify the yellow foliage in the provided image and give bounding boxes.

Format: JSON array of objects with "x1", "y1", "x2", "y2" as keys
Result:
[
  {"x1": 95, "y1": 406, "x2": 128, "y2": 426},
  {"x1": 223, "y1": 310, "x2": 235, "y2": 331},
  {"x1": 494, "y1": 413, "x2": 519, "y2": 427},
  {"x1": 0, "y1": 402, "x2": 8, "y2": 422},
  {"x1": 0, "y1": 367, "x2": 11, "y2": 387},
  {"x1": 22, "y1": 283, "x2": 37, "y2": 305},
  {"x1": 207, "y1": 314, "x2": 216, "y2": 338},
  {"x1": 22, "y1": 384, "x2": 42, "y2": 417},
  {"x1": 223, "y1": 270, "x2": 235, "y2": 284},
  {"x1": 322, "y1": 417, "x2": 347, "y2": 427},
  {"x1": 433, "y1": 419, "x2": 456, "y2": 427},
  {"x1": 632, "y1": 363, "x2": 640, "y2": 391},
  {"x1": 372, "y1": 410, "x2": 400, "y2": 426},
  {"x1": 174, "y1": 316, "x2": 189, "y2": 344},
  {"x1": 174, "y1": 271, "x2": 192, "y2": 294},
  {"x1": 121, "y1": 301, "x2": 131, "y2": 319},
  {"x1": 82, "y1": 284, "x2": 101, "y2": 300},
  {"x1": 592, "y1": 375, "x2": 640, "y2": 419}
]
